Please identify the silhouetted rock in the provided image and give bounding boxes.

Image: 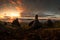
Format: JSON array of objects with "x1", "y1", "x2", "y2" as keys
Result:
[
  {"x1": 12, "y1": 18, "x2": 23, "y2": 32},
  {"x1": 29, "y1": 15, "x2": 42, "y2": 30},
  {"x1": 47, "y1": 19, "x2": 54, "y2": 27},
  {"x1": 12, "y1": 18, "x2": 21, "y2": 27},
  {"x1": 29, "y1": 21, "x2": 34, "y2": 26}
]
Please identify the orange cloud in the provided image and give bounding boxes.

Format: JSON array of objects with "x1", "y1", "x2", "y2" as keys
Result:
[
  {"x1": 16, "y1": 0, "x2": 22, "y2": 4},
  {"x1": 15, "y1": 6, "x2": 24, "y2": 12},
  {"x1": 9, "y1": 0, "x2": 16, "y2": 5}
]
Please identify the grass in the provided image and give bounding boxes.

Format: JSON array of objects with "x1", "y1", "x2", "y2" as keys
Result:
[{"x1": 0, "y1": 21, "x2": 60, "y2": 40}]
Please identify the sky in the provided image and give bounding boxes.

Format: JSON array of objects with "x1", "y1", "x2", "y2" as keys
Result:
[{"x1": 0, "y1": 0, "x2": 60, "y2": 17}]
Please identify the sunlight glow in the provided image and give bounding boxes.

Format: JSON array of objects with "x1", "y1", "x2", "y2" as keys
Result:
[
  {"x1": 5, "y1": 12, "x2": 20, "y2": 17},
  {"x1": 2, "y1": 10, "x2": 23, "y2": 19}
]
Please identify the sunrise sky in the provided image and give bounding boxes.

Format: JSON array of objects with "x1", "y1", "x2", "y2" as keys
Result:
[{"x1": 0, "y1": 0, "x2": 60, "y2": 19}]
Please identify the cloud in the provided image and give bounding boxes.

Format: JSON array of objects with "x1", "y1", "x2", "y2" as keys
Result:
[{"x1": 0, "y1": 0, "x2": 60, "y2": 17}]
